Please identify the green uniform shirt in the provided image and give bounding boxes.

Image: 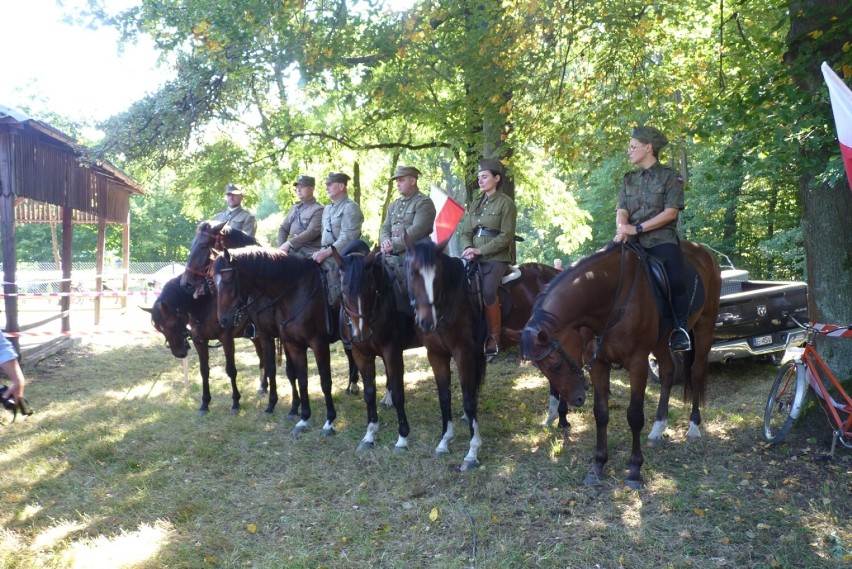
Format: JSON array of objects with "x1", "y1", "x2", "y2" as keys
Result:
[
  {"x1": 213, "y1": 206, "x2": 257, "y2": 237},
  {"x1": 616, "y1": 162, "x2": 684, "y2": 247},
  {"x1": 277, "y1": 199, "x2": 324, "y2": 255},
  {"x1": 380, "y1": 190, "x2": 437, "y2": 254},
  {"x1": 459, "y1": 190, "x2": 516, "y2": 263},
  {"x1": 320, "y1": 197, "x2": 363, "y2": 252}
]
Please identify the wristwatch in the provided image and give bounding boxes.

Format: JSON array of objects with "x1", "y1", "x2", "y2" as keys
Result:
[{"x1": 635, "y1": 224, "x2": 644, "y2": 234}]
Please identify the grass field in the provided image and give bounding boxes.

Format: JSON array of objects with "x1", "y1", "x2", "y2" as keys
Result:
[{"x1": 1, "y1": 332, "x2": 850, "y2": 569}]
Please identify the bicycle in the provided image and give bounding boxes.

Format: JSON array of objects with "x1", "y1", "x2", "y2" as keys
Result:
[{"x1": 763, "y1": 316, "x2": 852, "y2": 459}]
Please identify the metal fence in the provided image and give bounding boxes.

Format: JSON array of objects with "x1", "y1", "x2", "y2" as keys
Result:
[{"x1": 9, "y1": 261, "x2": 185, "y2": 295}]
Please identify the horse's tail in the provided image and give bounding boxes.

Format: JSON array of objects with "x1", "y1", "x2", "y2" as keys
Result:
[{"x1": 680, "y1": 344, "x2": 706, "y2": 405}]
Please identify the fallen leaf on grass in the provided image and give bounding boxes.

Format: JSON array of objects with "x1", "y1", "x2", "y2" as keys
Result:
[
  {"x1": 204, "y1": 556, "x2": 216, "y2": 564},
  {"x1": 491, "y1": 514, "x2": 499, "y2": 523},
  {"x1": 247, "y1": 523, "x2": 257, "y2": 534},
  {"x1": 693, "y1": 508, "x2": 706, "y2": 516},
  {"x1": 429, "y1": 508, "x2": 439, "y2": 522},
  {"x1": 756, "y1": 523, "x2": 770, "y2": 530}
]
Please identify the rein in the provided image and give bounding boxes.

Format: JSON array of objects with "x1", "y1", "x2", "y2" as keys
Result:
[{"x1": 522, "y1": 321, "x2": 588, "y2": 378}]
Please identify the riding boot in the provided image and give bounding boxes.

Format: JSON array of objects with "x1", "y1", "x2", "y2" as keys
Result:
[
  {"x1": 669, "y1": 292, "x2": 692, "y2": 352},
  {"x1": 484, "y1": 301, "x2": 502, "y2": 362}
]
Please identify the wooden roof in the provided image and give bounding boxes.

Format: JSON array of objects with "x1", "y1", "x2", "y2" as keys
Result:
[{"x1": 0, "y1": 104, "x2": 144, "y2": 224}]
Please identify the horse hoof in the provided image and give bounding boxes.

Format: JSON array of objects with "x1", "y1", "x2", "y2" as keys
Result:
[
  {"x1": 434, "y1": 449, "x2": 450, "y2": 458},
  {"x1": 459, "y1": 459, "x2": 480, "y2": 472},
  {"x1": 286, "y1": 412, "x2": 299, "y2": 422},
  {"x1": 346, "y1": 384, "x2": 360, "y2": 395},
  {"x1": 291, "y1": 424, "x2": 308, "y2": 436},
  {"x1": 357, "y1": 441, "x2": 375, "y2": 452},
  {"x1": 322, "y1": 427, "x2": 336, "y2": 437},
  {"x1": 624, "y1": 479, "x2": 642, "y2": 491},
  {"x1": 647, "y1": 436, "x2": 666, "y2": 447},
  {"x1": 257, "y1": 388, "x2": 268, "y2": 395},
  {"x1": 229, "y1": 408, "x2": 240, "y2": 416},
  {"x1": 583, "y1": 471, "x2": 603, "y2": 486},
  {"x1": 196, "y1": 409, "x2": 209, "y2": 416},
  {"x1": 393, "y1": 445, "x2": 408, "y2": 454}
]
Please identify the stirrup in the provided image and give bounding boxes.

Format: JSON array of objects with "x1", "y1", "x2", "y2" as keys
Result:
[
  {"x1": 669, "y1": 327, "x2": 691, "y2": 352},
  {"x1": 485, "y1": 336, "x2": 499, "y2": 362},
  {"x1": 243, "y1": 323, "x2": 257, "y2": 340}
]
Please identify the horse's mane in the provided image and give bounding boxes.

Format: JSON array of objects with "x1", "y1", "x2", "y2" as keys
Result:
[
  {"x1": 218, "y1": 246, "x2": 317, "y2": 281},
  {"x1": 219, "y1": 225, "x2": 259, "y2": 247},
  {"x1": 155, "y1": 276, "x2": 205, "y2": 317}
]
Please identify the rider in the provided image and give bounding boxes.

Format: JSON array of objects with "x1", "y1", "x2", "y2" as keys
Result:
[
  {"x1": 0, "y1": 334, "x2": 33, "y2": 417},
  {"x1": 459, "y1": 158, "x2": 517, "y2": 361},
  {"x1": 614, "y1": 125, "x2": 691, "y2": 352},
  {"x1": 212, "y1": 183, "x2": 257, "y2": 237},
  {"x1": 278, "y1": 175, "x2": 324, "y2": 258},
  {"x1": 311, "y1": 172, "x2": 364, "y2": 306},
  {"x1": 380, "y1": 165, "x2": 437, "y2": 310}
]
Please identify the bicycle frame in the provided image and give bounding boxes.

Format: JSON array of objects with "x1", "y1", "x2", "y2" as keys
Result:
[{"x1": 779, "y1": 324, "x2": 852, "y2": 457}]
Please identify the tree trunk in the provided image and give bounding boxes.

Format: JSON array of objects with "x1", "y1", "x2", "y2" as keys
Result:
[{"x1": 786, "y1": 0, "x2": 852, "y2": 374}]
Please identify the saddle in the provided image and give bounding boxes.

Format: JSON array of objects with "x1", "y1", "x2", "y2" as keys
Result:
[
  {"x1": 382, "y1": 254, "x2": 415, "y2": 317},
  {"x1": 630, "y1": 243, "x2": 705, "y2": 341}
]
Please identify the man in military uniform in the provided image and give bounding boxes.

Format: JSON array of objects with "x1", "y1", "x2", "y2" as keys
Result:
[
  {"x1": 278, "y1": 175, "x2": 323, "y2": 258},
  {"x1": 213, "y1": 183, "x2": 257, "y2": 237},
  {"x1": 614, "y1": 125, "x2": 690, "y2": 351},
  {"x1": 459, "y1": 158, "x2": 517, "y2": 360},
  {"x1": 380, "y1": 166, "x2": 437, "y2": 311},
  {"x1": 312, "y1": 172, "x2": 364, "y2": 305}
]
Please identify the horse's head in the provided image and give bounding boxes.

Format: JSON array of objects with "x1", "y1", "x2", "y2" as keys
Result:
[
  {"x1": 182, "y1": 220, "x2": 227, "y2": 295},
  {"x1": 212, "y1": 250, "x2": 243, "y2": 329},
  {"x1": 146, "y1": 285, "x2": 192, "y2": 359},
  {"x1": 404, "y1": 236, "x2": 447, "y2": 332},
  {"x1": 334, "y1": 246, "x2": 380, "y2": 342},
  {"x1": 521, "y1": 313, "x2": 590, "y2": 408}
]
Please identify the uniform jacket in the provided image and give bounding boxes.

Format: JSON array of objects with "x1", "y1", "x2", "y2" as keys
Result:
[
  {"x1": 277, "y1": 199, "x2": 324, "y2": 255},
  {"x1": 320, "y1": 197, "x2": 364, "y2": 252},
  {"x1": 380, "y1": 190, "x2": 436, "y2": 254},
  {"x1": 459, "y1": 190, "x2": 516, "y2": 263},
  {"x1": 213, "y1": 207, "x2": 257, "y2": 237},
  {"x1": 616, "y1": 162, "x2": 684, "y2": 247}
]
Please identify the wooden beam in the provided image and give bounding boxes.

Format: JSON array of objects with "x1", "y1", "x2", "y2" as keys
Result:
[
  {"x1": 95, "y1": 217, "x2": 106, "y2": 325},
  {"x1": 0, "y1": 131, "x2": 20, "y2": 354}
]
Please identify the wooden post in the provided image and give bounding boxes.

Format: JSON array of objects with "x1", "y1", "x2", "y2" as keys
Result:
[
  {"x1": 95, "y1": 217, "x2": 106, "y2": 324},
  {"x1": 122, "y1": 213, "x2": 130, "y2": 309},
  {"x1": 61, "y1": 204, "x2": 72, "y2": 334},
  {"x1": 0, "y1": 131, "x2": 20, "y2": 353}
]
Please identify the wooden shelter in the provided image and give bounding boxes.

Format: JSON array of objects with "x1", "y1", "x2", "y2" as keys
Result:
[{"x1": 0, "y1": 104, "x2": 144, "y2": 353}]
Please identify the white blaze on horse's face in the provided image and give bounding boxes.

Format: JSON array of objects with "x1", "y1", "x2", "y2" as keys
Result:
[
  {"x1": 355, "y1": 297, "x2": 365, "y2": 338},
  {"x1": 418, "y1": 264, "x2": 438, "y2": 325}
]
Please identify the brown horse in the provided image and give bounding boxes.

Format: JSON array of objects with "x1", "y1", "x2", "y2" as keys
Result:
[
  {"x1": 521, "y1": 241, "x2": 721, "y2": 489},
  {"x1": 146, "y1": 276, "x2": 267, "y2": 414},
  {"x1": 213, "y1": 247, "x2": 345, "y2": 435},
  {"x1": 404, "y1": 237, "x2": 488, "y2": 471},
  {"x1": 182, "y1": 221, "x2": 361, "y2": 394}
]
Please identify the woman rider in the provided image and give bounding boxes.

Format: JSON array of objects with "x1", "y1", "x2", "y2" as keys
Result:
[
  {"x1": 614, "y1": 125, "x2": 691, "y2": 351},
  {"x1": 460, "y1": 158, "x2": 517, "y2": 361}
]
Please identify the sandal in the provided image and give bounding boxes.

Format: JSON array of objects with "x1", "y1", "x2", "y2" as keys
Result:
[{"x1": 0, "y1": 384, "x2": 33, "y2": 416}]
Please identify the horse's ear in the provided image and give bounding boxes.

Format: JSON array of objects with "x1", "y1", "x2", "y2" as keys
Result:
[
  {"x1": 139, "y1": 306, "x2": 153, "y2": 314},
  {"x1": 366, "y1": 249, "x2": 378, "y2": 264},
  {"x1": 223, "y1": 249, "x2": 232, "y2": 262},
  {"x1": 503, "y1": 327, "x2": 522, "y2": 345},
  {"x1": 212, "y1": 220, "x2": 228, "y2": 234},
  {"x1": 331, "y1": 246, "x2": 344, "y2": 267},
  {"x1": 436, "y1": 237, "x2": 451, "y2": 254}
]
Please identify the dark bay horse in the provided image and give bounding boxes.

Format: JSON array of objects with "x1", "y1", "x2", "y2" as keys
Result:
[
  {"x1": 213, "y1": 247, "x2": 345, "y2": 435},
  {"x1": 521, "y1": 241, "x2": 721, "y2": 489},
  {"x1": 146, "y1": 276, "x2": 267, "y2": 414},
  {"x1": 333, "y1": 243, "x2": 422, "y2": 451},
  {"x1": 404, "y1": 237, "x2": 488, "y2": 471},
  {"x1": 182, "y1": 220, "x2": 361, "y2": 394}
]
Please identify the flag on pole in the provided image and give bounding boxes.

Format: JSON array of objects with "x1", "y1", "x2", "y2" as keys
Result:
[
  {"x1": 821, "y1": 62, "x2": 852, "y2": 193},
  {"x1": 430, "y1": 184, "x2": 465, "y2": 243}
]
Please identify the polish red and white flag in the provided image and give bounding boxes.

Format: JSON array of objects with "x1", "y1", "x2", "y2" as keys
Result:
[
  {"x1": 821, "y1": 62, "x2": 852, "y2": 193},
  {"x1": 430, "y1": 185, "x2": 465, "y2": 243}
]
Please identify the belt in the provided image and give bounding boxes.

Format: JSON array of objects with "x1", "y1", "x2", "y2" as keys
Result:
[{"x1": 474, "y1": 226, "x2": 500, "y2": 238}]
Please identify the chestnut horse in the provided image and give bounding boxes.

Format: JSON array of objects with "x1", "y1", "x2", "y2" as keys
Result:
[
  {"x1": 404, "y1": 237, "x2": 488, "y2": 471},
  {"x1": 521, "y1": 241, "x2": 721, "y2": 489},
  {"x1": 213, "y1": 247, "x2": 347, "y2": 435},
  {"x1": 146, "y1": 276, "x2": 267, "y2": 414}
]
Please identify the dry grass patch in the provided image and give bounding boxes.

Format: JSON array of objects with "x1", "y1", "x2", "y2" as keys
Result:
[{"x1": 0, "y1": 338, "x2": 849, "y2": 568}]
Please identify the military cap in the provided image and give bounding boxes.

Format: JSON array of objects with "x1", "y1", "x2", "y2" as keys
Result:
[
  {"x1": 325, "y1": 172, "x2": 351, "y2": 185},
  {"x1": 631, "y1": 125, "x2": 668, "y2": 151},
  {"x1": 224, "y1": 183, "x2": 243, "y2": 195},
  {"x1": 478, "y1": 158, "x2": 504, "y2": 174},
  {"x1": 293, "y1": 175, "x2": 316, "y2": 187},
  {"x1": 390, "y1": 166, "x2": 422, "y2": 180}
]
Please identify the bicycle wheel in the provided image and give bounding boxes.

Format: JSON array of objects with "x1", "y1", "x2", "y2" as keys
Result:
[{"x1": 763, "y1": 361, "x2": 806, "y2": 444}]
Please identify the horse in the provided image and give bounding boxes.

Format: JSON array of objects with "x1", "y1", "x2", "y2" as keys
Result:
[
  {"x1": 213, "y1": 246, "x2": 349, "y2": 435},
  {"x1": 333, "y1": 242, "x2": 422, "y2": 452},
  {"x1": 404, "y1": 237, "x2": 489, "y2": 471},
  {"x1": 182, "y1": 220, "x2": 361, "y2": 394},
  {"x1": 520, "y1": 241, "x2": 721, "y2": 489},
  {"x1": 145, "y1": 276, "x2": 268, "y2": 414},
  {"x1": 181, "y1": 220, "x2": 259, "y2": 297}
]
